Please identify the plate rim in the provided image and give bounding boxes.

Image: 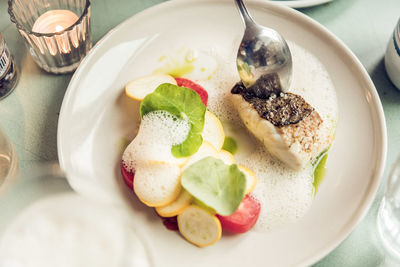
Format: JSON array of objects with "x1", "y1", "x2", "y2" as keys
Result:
[
  {"x1": 57, "y1": 0, "x2": 387, "y2": 266},
  {"x1": 271, "y1": 0, "x2": 332, "y2": 8}
]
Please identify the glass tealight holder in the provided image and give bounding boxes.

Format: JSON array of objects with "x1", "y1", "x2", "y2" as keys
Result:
[{"x1": 8, "y1": 0, "x2": 92, "y2": 74}]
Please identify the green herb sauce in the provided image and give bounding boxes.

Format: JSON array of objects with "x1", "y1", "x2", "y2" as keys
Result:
[
  {"x1": 154, "y1": 51, "x2": 196, "y2": 78},
  {"x1": 312, "y1": 150, "x2": 329, "y2": 194}
]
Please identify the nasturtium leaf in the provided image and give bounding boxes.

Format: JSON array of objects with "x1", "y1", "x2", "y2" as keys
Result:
[
  {"x1": 140, "y1": 83, "x2": 206, "y2": 157},
  {"x1": 181, "y1": 156, "x2": 246, "y2": 216}
]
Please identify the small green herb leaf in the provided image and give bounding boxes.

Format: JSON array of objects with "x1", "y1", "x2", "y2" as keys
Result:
[
  {"x1": 140, "y1": 83, "x2": 206, "y2": 157},
  {"x1": 222, "y1": 136, "x2": 238, "y2": 155},
  {"x1": 181, "y1": 156, "x2": 246, "y2": 216}
]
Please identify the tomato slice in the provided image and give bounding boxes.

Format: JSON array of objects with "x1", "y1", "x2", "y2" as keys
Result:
[
  {"x1": 216, "y1": 194, "x2": 261, "y2": 234},
  {"x1": 161, "y1": 216, "x2": 179, "y2": 231},
  {"x1": 175, "y1": 77, "x2": 208, "y2": 106},
  {"x1": 121, "y1": 161, "x2": 135, "y2": 190}
]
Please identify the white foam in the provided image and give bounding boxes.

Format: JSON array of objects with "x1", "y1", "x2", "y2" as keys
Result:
[
  {"x1": 122, "y1": 110, "x2": 190, "y2": 171},
  {"x1": 134, "y1": 162, "x2": 181, "y2": 206},
  {"x1": 237, "y1": 147, "x2": 314, "y2": 231},
  {"x1": 288, "y1": 43, "x2": 338, "y2": 131},
  {"x1": 140, "y1": 110, "x2": 190, "y2": 146},
  {"x1": 192, "y1": 42, "x2": 338, "y2": 231}
]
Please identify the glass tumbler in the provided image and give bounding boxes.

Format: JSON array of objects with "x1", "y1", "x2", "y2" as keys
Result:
[
  {"x1": 377, "y1": 156, "x2": 400, "y2": 258},
  {"x1": 0, "y1": 33, "x2": 19, "y2": 100},
  {"x1": 8, "y1": 0, "x2": 92, "y2": 74},
  {"x1": 0, "y1": 126, "x2": 18, "y2": 193}
]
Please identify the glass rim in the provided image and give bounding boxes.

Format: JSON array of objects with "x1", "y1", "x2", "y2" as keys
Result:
[
  {"x1": 7, "y1": 0, "x2": 91, "y2": 37},
  {"x1": 385, "y1": 155, "x2": 400, "y2": 189}
]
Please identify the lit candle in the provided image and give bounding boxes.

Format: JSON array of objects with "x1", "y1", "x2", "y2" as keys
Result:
[{"x1": 32, "y1": 10, "x2": 79, "y2": 55}]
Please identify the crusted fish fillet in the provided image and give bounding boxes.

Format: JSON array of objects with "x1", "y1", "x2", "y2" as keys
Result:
[{"x1": 231, "y1": 85, "x2": 332, "y2": 170}]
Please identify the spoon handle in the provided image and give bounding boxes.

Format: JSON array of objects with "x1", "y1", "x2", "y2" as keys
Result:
[{"x1": 234, "y1": 0, "x2": 255, "y2": 27}]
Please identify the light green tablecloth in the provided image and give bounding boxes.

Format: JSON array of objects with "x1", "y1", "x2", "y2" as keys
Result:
[{"x1": 1, "y1": 0, "x2": 400, "y2": 266}]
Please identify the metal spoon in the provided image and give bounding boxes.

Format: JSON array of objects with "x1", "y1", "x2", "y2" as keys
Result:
[{"x1": 235, "y1": 0, "x2": 292, "y2": 95}]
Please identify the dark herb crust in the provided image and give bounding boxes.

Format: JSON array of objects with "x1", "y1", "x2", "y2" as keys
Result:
[
  {"x1": 232, "y1": 73, "x2": 282, "y2": 99},
  {"x1": 231, "y1": 76, "x2": 314, "y2": 127}
]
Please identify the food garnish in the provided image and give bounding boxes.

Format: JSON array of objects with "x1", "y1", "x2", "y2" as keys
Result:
[
  {"x1": 222, "y1": 136, "x2": 238, "y2": 155},
  {"x1": 216, "y1": 194, "x2": 261, "y2": 234},
  {"x1": 237, "y1": 165, "x2": 257, "y2": 194},
  {"x1": 178, "y1": 205, "x2": 222, "y2": 247},
  {"x1": 217, "y1": 150, "x2": 235, "y2": 165},
  {"x1": 181, "y1": 156, "x2": 246, "y2": 216},
  {"x1": 140, "y1": 83, "x2": 206, "y2": 157},
  {"x1": 202, "y1": 111, "x2": 225, "y2": 151},
  {"x1": 133, "y1": 161, "x2": 182, "y2": 207},
  {"x1": 121, "y1": 162, "x2": 134, "y2": 190},
  {"x1": 125, "y1": 74, "x2": 177, "y2": 101},
  {"x1": 155, "y1": 190, "x2": 193, "y2": 217},
  {"x1": 121, "y1": 75, "x2": 260, "y2": 247},
  {"x1": 175, "y1": 77, "x2": 208, "y2": 106}
]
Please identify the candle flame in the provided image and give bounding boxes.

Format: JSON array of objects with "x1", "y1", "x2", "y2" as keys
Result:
[{"x1": 55, "y1": 25, "x2": 64, "y2": 32}]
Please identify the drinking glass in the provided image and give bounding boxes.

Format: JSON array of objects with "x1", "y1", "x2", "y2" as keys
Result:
[
  {"x1": 377, "y1": 156, "x2": 400, "y2": 258},
  {"x1": 8, "y1": 0, "x2": 92, "y2": 74},
  {"x1": 0, "y1": 33, "x2": 19, "y2": 100},
  {"x1": 0, "y1": 126, "x2": 18, "y2": 193}
]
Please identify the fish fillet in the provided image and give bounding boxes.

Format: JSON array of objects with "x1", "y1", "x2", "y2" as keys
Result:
[{"x1": 231, "y1": 81, "x2": 332, "y2": 170}]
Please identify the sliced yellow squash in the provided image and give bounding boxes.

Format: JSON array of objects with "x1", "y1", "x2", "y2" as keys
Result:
[
  {"x1": 155, "y1": 190, "x2": 193, "y2": 217},
  {"x1": 125, "y1": 74, "x2": 177, "y2": 101},
  {"x1": 178, "y1": 205, "x2": 221, "y2": 247},
  {"x1": 182, "y1": 141, "x2": 219, "y2": 171},
  {"x1": 202, "y1": 111, "x2": 225, "y2": 151},
  {"x1": 133, "y1": 161, "x2": 181, "y2": 207},
  {"x1": 238, "y1": 165, "x2": 257, "y2": 194},
  {"x1": 218, "y1": 149, "x2": 235, "y2": 165}
]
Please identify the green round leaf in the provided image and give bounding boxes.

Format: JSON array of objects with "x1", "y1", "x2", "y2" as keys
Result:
[
  {"x1": 140, "y1": 83, "x2": 206, "y2": 157},
  {"x1": 181, "y1": 156, "x2": 246, "y2": 216}
]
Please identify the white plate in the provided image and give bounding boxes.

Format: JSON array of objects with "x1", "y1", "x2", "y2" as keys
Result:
[
  {"x1": 271, "y1": 0, "x2": 332, "y2": 8},
  {"x1": 58, "y1": 0, "x2": 386, "y2": 266}
]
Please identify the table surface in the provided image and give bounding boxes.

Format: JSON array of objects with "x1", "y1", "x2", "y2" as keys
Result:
[{"x1": 1, "y1": 0, "x2": 400, "y2": 266}]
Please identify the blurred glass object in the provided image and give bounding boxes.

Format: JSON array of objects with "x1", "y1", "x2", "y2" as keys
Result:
[
  {"x1": 8, "y1": 0, "x2": 92, "y2": 74},
  {"x1": 0, "y1": 126, "x2": 18, "y2": 193},
  {"x1": 0, "y1": 33, "x2": 19, "y2": 100},
  {"x1": 378, "y1": 156, "x2": 400, "y2": 258},
  {"x1": 384, "y1": 18, "x2": 400, "y2": 89}
]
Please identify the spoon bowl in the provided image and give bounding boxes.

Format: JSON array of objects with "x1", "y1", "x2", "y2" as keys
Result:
[{"x1": 235, "y1": 0, "x2": 292, "y2": 95}]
